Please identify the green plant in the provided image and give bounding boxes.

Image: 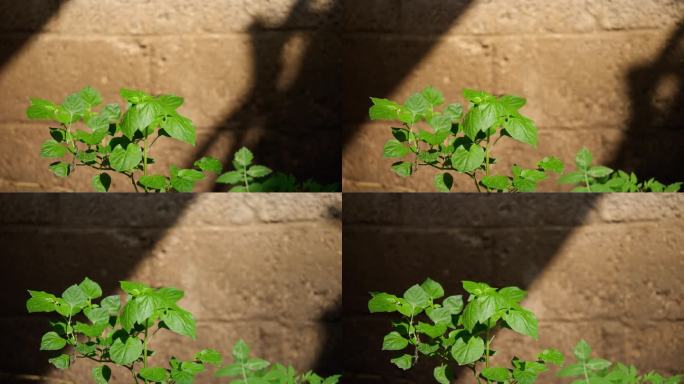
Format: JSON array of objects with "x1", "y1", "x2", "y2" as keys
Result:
[
  {"x1": 26, "y1": 86, "x2": 225, "y2": 192},
  {"x1": 369, "y1": 87, "x2": 563, "y2": 192},
  {"x1": 558, "y1": 340, "x2": 683, "y2": 384},
  {"x1": 215, "y1": 339, "x2": 340, "y2": 384},
  {"x1": 26, "y1": 278, "x2": 217, "y2": 383},
  {"x1": 558, "y1": 148, "x2": 682, "y2": 192},
  {"x1": 368, "y1": 279, "x2": 563, "y2": 383},
  {"x1": 27, "y1": 278, "x2": 342, "y2": 383},
  {"x1": 215, "y1": 147, "x2": 339, "y2": 192}
]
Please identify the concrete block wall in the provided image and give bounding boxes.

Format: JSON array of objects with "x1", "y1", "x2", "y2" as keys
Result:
[
  {"x1": 343, "y1": 194, "x2": 684, "y2": 383},
  {"x1": 0, "y1": 0, "x2": 342, "y2": 191},
  {"x1": 342, "y1": 0, "x2": 684, "y2": 191},
  {"x1": 0, "y1": 194, "x2": 342, "y2": 383}
]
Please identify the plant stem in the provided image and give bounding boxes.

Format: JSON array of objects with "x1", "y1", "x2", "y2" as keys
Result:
[
  {"x1": 129, "y1": 173, "x2": 139, "y2": 192},
  {"x1": 143, "y1": 319, "x2": 149, "y2": 384},
  {"x1": 142, "y1": 134, "x2": 149, "y2": 193},
  {"x1": 240, "y1": 362, "x2": 248, "y2": 382},
  {"x1": 584, "y1": 172, "x2": 592, "y2": 192},
  {"x1": 127, "y1": 365, "x2": 140, "y2": 384},
  {"x1": 408, "y1": 312, "x2": 420, "y2": 364},
  {"x1": 484, "y1": 135, "x2": 492, "y2": 192},
  {"x1": 469, "y1": 172, "x2": 482, "y2": 192},
  {"x1": 484, "y1": 329, "x2": 491, "y2": 384},
  {"x1": 243, "y1": 170, "x2": 250, "y2": 192},
  {"x1": 582, "y1": 362, "x2": 591, "y2": 383},
  {"x1": 472, "y1": 365, "x2": 482, "y2": 384},
  {"x1": 485, "y1": 136, "x2": 491, "y2": 177}
]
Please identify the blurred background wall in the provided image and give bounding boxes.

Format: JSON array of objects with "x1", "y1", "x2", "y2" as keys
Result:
[
  {"x1": 0, "y1": 194, "x2": 342, "y2": 383},
  {"x1": 342, "y1": 0, "x2": 684, "y2": 191},
  {"x1": 343, "y1": 194, "x2": 684, "y2": 383}
]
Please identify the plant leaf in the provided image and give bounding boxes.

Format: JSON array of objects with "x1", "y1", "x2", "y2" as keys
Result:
[
  {"x1": 40, "y1": 139, "x2": 68, "y2": 158},
  {"x1": 451, "y1": 145, "x2": 484, "y2": 173},
  {"x1": 234, "y1": 147, "x2": 254, "y2": 168},
  {"x1": 40, "y1": 331, "x2": 67, "y2": 351},
  {"x1": 92, "y1": 173, "x2": 112, "y2": 192},
  {"x1": 161, "y1": 115, "x2": 196, "y2": 145},
  {"x1": 481, "y1": 175, "x2": 511, "y2": 191},
  {"x1": 390, "y1": 354, "x2": 413, "y2": 370},
  {"x1": 92, "y1": 365, "x2": 111, "y2": 384},
  {"x1": 109, "y1": 144, "x2": 142, "y2": 172},
  {"x1": 383, "y1": 139, "x2": 410, "y2": 158},
  {"x1": 503, "y1": 116, "x2": 537, "y2": 147},
  {"x1": 503, "y1": 309, "x2": 538, "y2": 339},
  {"x1": 575, "y1": 148, "x2": 593, "y2": 170},
  {"x1": 482, "y1": 367, "x2": 511, "y2": 382},
  {"x1": 451, "y1": 337, "x2": 485, "y2": 365},
  {"x1": 382, "y1": 331, "x2": 409, "y2": 351},
  {"x1": 391, "y1": 161, "x2": 412, "y2": 177},
  {"x1": 434, "y1": 173, "x2": 453, "y2": 192},
  {"x1": 110, "y1": 337, "x2": 143, "y2": 365},
  {"x1": 194, "y1": 156, "x2": 223, "y2": 174}
]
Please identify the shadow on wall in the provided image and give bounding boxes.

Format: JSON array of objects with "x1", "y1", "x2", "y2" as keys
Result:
[
  {"x1": 191, "y1": 0, "x2": 476, "y2": 190},
  {"x1": 0, "y1": 194, "x2": 197, "y2": 381},
  {"x1": 188, "y1": 0, "x2": 344, "y2": 190},
  {"x1": 0, "y1": 194, "x2": 341, "y2": 382},
  {"x1": 613, "y1": 21, "x2": 684, "y2": 184},
  {"x1": 0, "y1": 0, "x2": 66, "y2": 72},
  {"x1": 341, "y1": 194, "x2": 601, "y2": 384},
  {"x1": 340, "y1": 0, "x2": 475, "y2": 145}
]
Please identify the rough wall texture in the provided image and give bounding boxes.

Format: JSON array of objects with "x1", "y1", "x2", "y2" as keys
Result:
[
  {"x1": 0, "y1": 194, "x2": 342, "y2": 383},
  {"x1": 343, "y1": 194, "x2": 684, "y2": 383},
  {"x1": 342, "y1": 0, "x2": 684, "y2": 191},
  {"x1": 0, "y1": 0, "x2": 342, "y2": 191}
]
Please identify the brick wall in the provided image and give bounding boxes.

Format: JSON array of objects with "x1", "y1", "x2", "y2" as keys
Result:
[
  {"x1": 342, "y1": 0, "x2": 684, "y2": 191},
  {"x1": 2, "y1": 1, "x2": 682, "y2": 192},
  {"x1": 343, "y1": 194, "x2": 684, "y2": 383},
  {"x1": 0, "y1": 0, "x2": 342, "y2": 191},
  {"x1": 0, "y1": 194, "x2": 342, "y2": 383}
]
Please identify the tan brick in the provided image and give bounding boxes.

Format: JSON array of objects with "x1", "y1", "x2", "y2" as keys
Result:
[
  {"x1": 133, "y1": 223, "x2": 341, "y2": 322},
  {"x1": 342, "y1": 35, "x2": 494, "y2": 125},
  {"x1": 594, "y1": 194, "x2": 684, "y2": 222},
  {"x1": 44, "y1": 0, "x2": 340, "y2": 34},
  {"x1": 526, "y1": 223, "x2": 684, "y2": 321},
  {"x1": 0, "y1": 36, "x2": 151, "y2": 124},
  {"x1": 587, "y1": 0, "x2": 684, "y2": 30},
  {"x1": 492, "y1": 31, "x2": 672, "y2": 130},
  {"x1": 403, "y1": 0, "x2": 598, "y2": 35},
  {"x1": 149, "y1": 32, "x2": 340, "y2": 127},
  {"x1": 623, "y1": 322, "x2": 684, "y2": 374}
]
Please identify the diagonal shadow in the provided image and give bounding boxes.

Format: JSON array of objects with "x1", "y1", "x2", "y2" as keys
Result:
[
  {"x1": 187, "y1": 0, "x2": 344, "y2": 190},
  {"x1": 341, "y1": 193, "x2": 602, "y2": 384},
  {"x1": 0, "y1": 0, "x2": 66, "y2": 72},
  {"x1": 0, "y1": 194, "x2": 342, "y2": 382},
  {"x1": 610, "y1": 22, "x2": 684, "y2": 184},
  {"x1": 0, "y1": 194, "x2": 197, "y2": 382},
  {"x1": 186, "y1": 0, "x2": 475, "y2": 191}
]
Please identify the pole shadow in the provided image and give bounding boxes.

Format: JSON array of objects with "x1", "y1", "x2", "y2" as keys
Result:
[
  {"x1": 0, "y1": 194, "x2": 342, "y2": 382},
  {"x1": 341, "y1": 193, "x2": 602, "y2": 383},
  {"x1": 610, "y1": 22, "x2": 684, "y2": 184}
]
